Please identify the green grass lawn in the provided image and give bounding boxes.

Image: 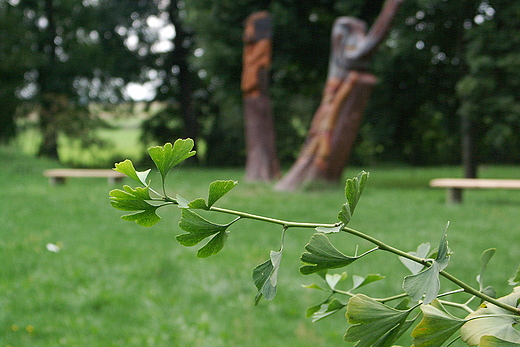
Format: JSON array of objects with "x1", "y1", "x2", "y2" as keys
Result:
[{"x1": 1, "y1": 145, "x2": 519, "y2": 346}]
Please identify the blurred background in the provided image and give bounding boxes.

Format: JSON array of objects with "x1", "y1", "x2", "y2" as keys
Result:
[{"x1": 1, "y1": 0, "x2": 519, "y2": 169}]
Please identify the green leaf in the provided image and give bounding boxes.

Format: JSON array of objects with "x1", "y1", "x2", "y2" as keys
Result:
[
  {"x1": 300, "y1": 233, "x2": 376, "y2": 275},
  {"x1": 311, "y1": 298, "x2": 346, "y2": 322},
  {"x1": 338, "y1": 171, "x2": 369, "y2": 225},
  {"x1": 188, "y1": 198, "x2": 208, "y2": 210},
  {"x1": 316, "y1": 224, "x2": 343, "y2": 234},
  {"x1": 352, "y1": 274, "x2": 386, "y2": 290},
  {"x1": 344, "y1": 294, "x2": 414, "y2": 347},
  {"x1": 411, "y1": 302, "x2": 467, "y2": 347},
  {"x1": 185, "y1": 180, "x2": 238, "y2": 210},
  {"x1": 196, "y1": 231, "x2": 228, "y2": 258},
  {"x1": 109, "y1": 186, "x2": 161, "y2": 227},
  {"x1": 403, "y1": 225, "x2": 450, "y2": 304},
  {"x1": 326, "y1": 272, "x2": 347, "y2": 290},
  {"x1": 208, "y1": 180, "x2": 238, "y2": 208},
  {"x1": 509, "y1": 265, "x2": 520, "y2": 286},
  {"x1": 148, "y1": 139, "x2": 196, "y2": 180},
  {"x1": 479, "y1": 335, "x2": 520, "y2": 347},
  {"x1": 176, "y1": 194, "x2": 190, "y2": 208},
  {"x1": 400, "y1": 243, "x2": 431, "y2": 275},
  {"x1": 113, "y1": 159, "x2": 151, "y2": 186},
  {"x1": 460, "y1": 286, "x2": 520, "y2": 346},
  {"x1": 253, "y1": 249, "x2": 283, "y2": 305},
  {"x1": 301, "y1": 283, "x2": 326, "y2": 291},
  {"x1": 477, "y1": 248, "x2": 496, "y2": 290},
  {"x1": 176, "y1": 209, "x2": 230, "y2": 257}
]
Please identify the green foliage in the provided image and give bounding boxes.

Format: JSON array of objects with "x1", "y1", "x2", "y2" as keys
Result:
[
  {"x1": 402, "y1": 225, "x2": 450, "y2": 304},
  {"x1": 343, "y1": 294, "x2": 417, "y2": 347},
  {"x1": 148, "y1": 140, "x2": 196, "y2": 182},
  {"x1": 110, "y1": 139, "x2": 520, "y2": 346},
  {"x1": 461, "y1": 287, "x2": 520, "y2": 346},
  {"x1": 412, "y1": 301, "x2": 467, "y2": 347},
  {"x1": 299, "y1": 233, "x2": 376, "y2": 275}
]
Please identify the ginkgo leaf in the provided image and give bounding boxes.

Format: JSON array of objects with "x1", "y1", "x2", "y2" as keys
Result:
[
  {"x1": 412, "y1": 302, "x2": 467, "y2": 347},
  {"x1": 185, "y1": 180, "x2": 238, "y2": 210},
  {"x1": 113, "y1": 159, "x2": 150, "y2": 186},
  {"x1": 176, "y1": 209, "x2": 231, "y2": 257},
  {"x1": 338, "y1": 171, "x2": 369, "y2": 226},
  {"x1": 477, "y1": 248, "x2": 496, "y2": 291},
  {"x1": 311, "y1": 298, "x2": 346, "y2": 322},
  {"x1": 479, "y1": 335, "x2": 520, "y2": 347},
  {"x1": 316, "y1": 224, "x2": 343, "y2": 234},
  {"x1": 344, "y1": 294, "x2": 414, "y2": 347},
  {"x1": 208, "y1": 180, "x2": 238, "y2": 208},
  {"x1": 148, "y1": 139, "x2": 196, "y2": 180},
  {"x1": 109, "y1": 185, "x2": 161, "y2": 227},
  {"x1": 300, "y1": 233, "x2": 377, "y2": 275},
  {"x1": 509, "y1": 265, "x2": 520, "y2": 286},
  {"x1": 403, "y1": 225, "x2": 450, "y2": 304},
  {"x1": 460, "y1": 286, "x2": 520, "y2": 346},
  {"x1": 352, "y1": 274, "x2": 386, "y2": 290},
  {"x1": 196, "y1": 231, "x2": 228, "y2": 258},
  {"x1": 325, "y1": 272, "x2": 347, "y2": 290},
  {"x1": 400, "y1": 243, "x2": 431, "y2": 275},
  {"x1": 253, "y1": 249, "x2": 283, "y2": 305}
]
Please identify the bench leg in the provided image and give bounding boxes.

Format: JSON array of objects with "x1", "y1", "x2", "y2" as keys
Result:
[
  {"x1": 49, "y1": 176, "x2": 67, "y2": 185},
  {"x1": 447, "y1": 188, "x2": 462, "y2": 204}
]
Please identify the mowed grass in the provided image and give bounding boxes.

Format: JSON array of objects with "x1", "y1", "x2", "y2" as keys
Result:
[{"x1": 1, "y1": 145, "x2": 520, "y2": 347}]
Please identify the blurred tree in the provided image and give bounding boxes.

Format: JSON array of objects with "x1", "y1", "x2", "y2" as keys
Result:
[
  {"x1": 275, "y1": 0, "x2": 402, "y2": 191},
  {"x1": 456, "y1": 0, "x2": 520, "y2": 175},
  {"x1": 362, "y1": 0, "x2": 520, "y2": 172},
  {"x1": 242, "y1": 11, "x2": 280, "y2": 182},
  {"x1": 0, "y1": 1, "x2": 41, "y2": 143}
]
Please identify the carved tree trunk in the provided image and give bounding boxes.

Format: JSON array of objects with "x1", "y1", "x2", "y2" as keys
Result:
[
  {"x1": 242, "y1": 11, "x2": 280, "y2": 182},
  {"x1": 275, "y1": 0, "x2": 402, "y2": 191}
]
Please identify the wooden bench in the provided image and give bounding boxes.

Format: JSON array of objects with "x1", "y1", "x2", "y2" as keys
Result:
[
  {"x1": 430, "y1": 178, "x2": 520, "y2": 204},
  {"x1": 43, "y1": 169, "x2": 125, "y2": 185}
]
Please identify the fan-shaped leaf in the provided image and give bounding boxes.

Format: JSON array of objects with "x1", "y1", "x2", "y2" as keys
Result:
[
  {"x1": 461, "y1": 287, "x2": 520, "y2": 346},
  {"x1": 400, "y1": 243, "x2": 430, "y2": 275},
  {"x1": 208, "y1": 180, "x2": 237, "y2": 208},
  {"x1": 479, "y1": 335, "x2": 520, "y2": 347},
  {"x1": 403, "y1": 225, "x2": 450, "y2": 304},
  {"x1": 113, "y1": 159, "x2": 150, "y2": 185},
  {"x1": 109, "y1": 186, "x2": 161, "y2": 227},
  {"x1": 344, "y1": 294, "x2": 415, "y2": 347},
  {"x1": 338, "y1": 171, "x2": 369, "y2": 225},
  {"x1": 300, "y1": 233, "x2": 376, "y2": 275},
  {"x1": 148, "y1": 139, "x2": 196, "y2": 180},
  {"x1": 176, "y1": 209, "x2": 230, "y2": 257},
  {"x1": 412, "y1": 302, "x2": 467, "y2": 347},
  {"x1": 253, "y1": 249, "x2": 283, "y2": 305}
]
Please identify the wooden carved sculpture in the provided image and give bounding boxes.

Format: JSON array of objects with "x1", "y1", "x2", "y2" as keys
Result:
[
  {"x1": 242, "y1": 11, "x2": 280, "y2": 182},
  {"x1": 275, "y1": 0, "x2": 403, "y2": 191}
]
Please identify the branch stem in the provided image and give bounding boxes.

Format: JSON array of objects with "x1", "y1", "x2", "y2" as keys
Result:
[
  {"x1": 210, "y1": 206, "x2": 338, "y2": 229},
  {"x1": 206, "y1": 206, "x2": 520, "y2": 315}
]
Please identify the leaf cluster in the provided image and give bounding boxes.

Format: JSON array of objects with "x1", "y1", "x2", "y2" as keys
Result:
[{"x1": 110, "y1": 139, "x2": 520, "y2": 347}]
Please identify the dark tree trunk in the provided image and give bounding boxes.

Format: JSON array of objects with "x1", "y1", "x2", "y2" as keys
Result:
[
  {"x1": 169, "y1": 1, "x2": 199, "y2": 145},
  {"x1": 37, "y1": 0, "x2": 60, "y2": 159},
  {"x1": 275, "y1": 0, "x2": 402, "y2": 191},
  {"x1": 242, "y1": 11, "x2": 280, "y2": 182}
]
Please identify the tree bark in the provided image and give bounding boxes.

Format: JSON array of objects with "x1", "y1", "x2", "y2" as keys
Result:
[
  {"x1": 169, "y1": 1, "x2": 200, "y2": 147},
  {"x1": 242, "y1": 11, "x2": 280, "y2": 182},
  {"x1": 37, "y1": 0, "x2": 60, "y2": 159},
  {"x1": 275, "y1": 0, "x2": 402, "y2": 191}
]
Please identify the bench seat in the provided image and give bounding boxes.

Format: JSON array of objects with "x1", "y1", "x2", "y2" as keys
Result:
[
  {"x1": 43, "y1": 169, "x2": 125, "y2": 185},
  {"x1": 430, "y1": 178, "x2": 520, "y2": 203}
]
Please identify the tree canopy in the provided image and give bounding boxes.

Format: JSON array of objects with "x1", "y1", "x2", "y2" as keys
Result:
[{"x1": 1, "y1": 0, "x2": 519, "y2": 167}]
